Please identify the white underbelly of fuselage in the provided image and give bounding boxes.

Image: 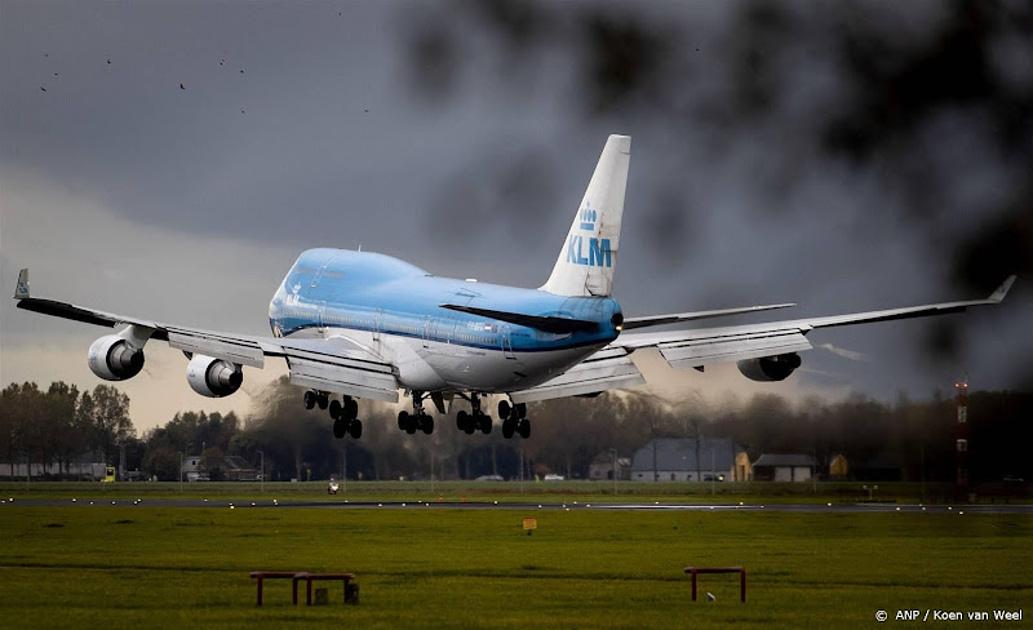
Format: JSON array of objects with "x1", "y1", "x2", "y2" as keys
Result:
[{"x1": 284, "y1": 327, "x2": 602, "y2": 393}]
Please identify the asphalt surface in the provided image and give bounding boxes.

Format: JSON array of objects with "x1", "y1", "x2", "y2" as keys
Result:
[{"x1": 3, "y1": 498, "x2": 1032, "y2": 515}]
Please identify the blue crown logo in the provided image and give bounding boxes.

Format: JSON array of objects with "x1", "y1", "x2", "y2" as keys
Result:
[{"x1": 579, "y1": 205, "x2": 597, "y2": 231}]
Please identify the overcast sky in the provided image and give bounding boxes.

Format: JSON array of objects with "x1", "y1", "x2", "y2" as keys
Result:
[{"x1": 2, "y1": 1, "x2": 1031, "y2": 431}]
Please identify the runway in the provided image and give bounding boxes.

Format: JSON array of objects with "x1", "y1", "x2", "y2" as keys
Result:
[{"x1": 5, "y1": 497, "x2": 1032, "y2": 515}]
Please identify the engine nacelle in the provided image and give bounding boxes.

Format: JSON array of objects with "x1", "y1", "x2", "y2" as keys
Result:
[
  {"x1": 737, "y1": 353, "x2": 802, "y2": 382},
  {"x1": 88, "y1": 335, "x2": 145, "y2": 381},
  {"x1": 186, "y1": 354, "x2": 243, "y2": 398}
]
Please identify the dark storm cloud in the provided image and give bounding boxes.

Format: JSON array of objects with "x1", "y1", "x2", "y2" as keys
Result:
[
  {"x1": 2, "y1": 0, "x2": 1031, "y2": 409},
  {"x1": 426, "y1": 145, "x2": 560, "y2": 246},
  {"x1": 398, "y1": 0, "x2": 1033, "y2": 392}
]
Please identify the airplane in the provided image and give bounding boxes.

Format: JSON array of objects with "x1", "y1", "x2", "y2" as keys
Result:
[{"x1": 13, "y1": 135, "x2": 1015, "y2": 441}]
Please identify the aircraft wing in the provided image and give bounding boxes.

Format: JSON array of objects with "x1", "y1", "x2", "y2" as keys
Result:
[
  {"x1": 613, "y1": 276, "x2": 1016, "y2": 371},
  {"x1": 13, "y1": 269, "x2": 399, "y2": 402},
  {"x1": 621, "y1": 302, "x2": 795, "y2": 330},
  {"x1": 509, "y1": 347, "x2": 645, "y2": 403}
]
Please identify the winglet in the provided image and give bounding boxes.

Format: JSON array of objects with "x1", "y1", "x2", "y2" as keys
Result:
[
  {"x1": 988, "y1": 275, "x2": 1016, "y2": 303},
  {"x1": 14, "y1": 268, "x2": 30, "y2": 299}
]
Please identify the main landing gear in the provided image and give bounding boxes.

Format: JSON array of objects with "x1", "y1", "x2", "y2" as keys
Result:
[
  {"x1": 498, "y1": 399, "x2": 530, "y2": 439},
  {"x1": 456, "y1": 393, "x2": 492, "y2": 435},
  {"x1": 398, "y1": 391, "x2": 434, "y2": 435},
  {"x1": 304, "y1": 390, "x2": 362, "y2": 439}
]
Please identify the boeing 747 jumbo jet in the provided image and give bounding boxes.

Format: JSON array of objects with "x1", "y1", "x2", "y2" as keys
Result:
[{"x1": 14, "y1": 135, "x2": 1015, "y2": 440}]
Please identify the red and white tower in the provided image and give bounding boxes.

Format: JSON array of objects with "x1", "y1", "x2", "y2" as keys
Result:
[{"x1": 955, "y1": 379, "x2": 969, "y2": 493}]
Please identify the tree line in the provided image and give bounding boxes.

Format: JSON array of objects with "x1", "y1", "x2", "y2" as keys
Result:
[
  {"x1": 0, "y1": 382, "x2": 134, "y2": 478},
  {"x1": 2, "y1": 376, "x2": 1030, "y2": 483}
]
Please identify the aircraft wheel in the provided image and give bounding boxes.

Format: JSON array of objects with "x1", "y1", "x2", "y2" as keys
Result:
[
  {"x1": 344, "y1": 398, "x2": 358, "y2": 420},
  {"x1": 479, "y1": 414, "x2": 492, "y2": 435},
  {"x1": 303, "y1": 391, "x2": 316, "y2": 410},
  {"x1": 517, "y1": 419, "x2": 530, "y2": 439},
  {"x1": 329, "y1": 399, "x2": 342, "y2": 419},
  {"x1": 501, "y1": 419, "x2": 515, "y2": 439},
  {"x1": 398, "y1": 410, "x2": 409, "y2": 431},
  {"x1": 456, "y1": 410, "x2": 468, "y2": 431},
  {"x1": 498, "y1": 400, "x2": 511, "y2": 420},
  {"x1": 514, "y1": 403, "x2": 527, "y2": 420},
  {"x1": 317, "y1": 394, "x2": 329, "y2": 410},
  {"x1": 349, "y1": 419, "x2": 363, "y2": 439},
  {"x1": 422, "y1": 415, "x2": 434, "y2": 435},
  {"x1": 333, "y1": 417, "x2": 347, "y2": 439}
]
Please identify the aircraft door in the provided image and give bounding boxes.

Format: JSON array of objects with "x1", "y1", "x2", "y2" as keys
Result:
[
  {"x1": 317, "y1": 301, "x2": 328, "y2": 329},
  {"x1": 499, "y1": 325, "x2": 516, "y2": 360},
  {"x1": 422, "y1": 316, "x2": 432, "y2": 348},
  {"x1": 310, "y1": 253, "x2": 339, "y2": 289}
]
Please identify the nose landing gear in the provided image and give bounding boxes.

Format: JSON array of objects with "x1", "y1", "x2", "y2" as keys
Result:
[
  {"x1": 398, "y1": 391, "x2": 435, "y2": 435},
  {"x1": 454, "y1": 393, "x2": 493, "y2": 435}
]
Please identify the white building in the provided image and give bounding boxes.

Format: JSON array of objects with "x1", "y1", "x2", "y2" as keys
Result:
[{"x1": 752, "y1": 454, "x2": 816, "y2": 482}]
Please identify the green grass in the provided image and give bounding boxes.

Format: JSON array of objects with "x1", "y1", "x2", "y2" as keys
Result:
[
  {"x1": 0, "y1": 500, "x2": 1029, "y2": 628},
  {"x1": 0, "y1": 480, "x2": 990, "y2": 505}
]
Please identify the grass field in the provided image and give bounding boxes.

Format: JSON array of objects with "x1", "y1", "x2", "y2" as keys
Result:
[{"x1": 1, "y1": 486, "x2": 1030, "y2": 629}]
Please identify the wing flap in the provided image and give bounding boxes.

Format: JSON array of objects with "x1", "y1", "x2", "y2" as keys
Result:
[
  {"x1": 287, "y1": 356, "x2": 399, "y2": 402},
  {"x1": 167, "y1": 331, "x2": 266, "y2": 368},
  {"x1": 510, "y1": 348, "x2": 645, "y2": 403},
  {"x1": 657, "y1": 329, "x2": 812, "y2": 370}
]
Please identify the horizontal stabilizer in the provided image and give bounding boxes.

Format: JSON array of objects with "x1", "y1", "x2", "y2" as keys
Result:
[{"x1": 439, "y1": 304, "x2": 598, "y2": 334}]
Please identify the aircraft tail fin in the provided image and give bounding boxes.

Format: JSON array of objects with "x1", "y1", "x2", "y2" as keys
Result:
[{"x1": 541, "y1": 134, "x2": 631, "y2": 297}]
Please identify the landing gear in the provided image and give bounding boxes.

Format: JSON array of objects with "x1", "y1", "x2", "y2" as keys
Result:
[
  {"x1": 399, "y1": 391, "x2": 435, "y2": 435},
  {"x1": 456, "y1": 394, "x2": 492, "y2": 435},
  {"x1": 304, "y1": 390, "x2": 330, "y2": 410},
  {"x1": 398, "y1": 411, "x2": 434, "y2": 435},
  {"x1": 499, "y1": 400, "x2": 529, "y2": 439},
  {"x1": 307, "y1": 391, "x2": 362, "y2": 439}
]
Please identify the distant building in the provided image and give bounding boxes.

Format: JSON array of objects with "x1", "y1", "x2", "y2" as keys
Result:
[
  {"x1": 829, "y1": 454, "x2": 849, "y2": 479},
  {"x1": 222, "y1": 456, "x2": 260, "y2": 481},
  {"x1": 181, "y1": 455, "x2": 258, "y2": 481},
  {"x1": 181, "y1": 455, "x2": 207, "y2": 482},
  {"x1": 753, "y1": 454, "x2": 816, "y2": 482},
  {"x1": 0, "y1": 451, "x2": 107, "y2": 480},
  {"x1": 588, "y1": 452, "x2": 631, "y2": 481},
  {"x1": 733, "y1": 451, "x2": 753, "y2": 482},
  {"x1": 630, "y1": 438, "x2": 745, "y2": 482}
]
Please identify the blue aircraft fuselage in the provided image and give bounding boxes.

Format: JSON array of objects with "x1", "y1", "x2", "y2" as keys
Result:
[{"x1": 267, "y1": 248, "x2": 623, "y2": 356}]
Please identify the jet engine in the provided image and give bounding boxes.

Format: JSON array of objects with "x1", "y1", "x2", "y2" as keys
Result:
[
  {"x1": 737, "y1": 353, "x2": 802, "y2": 382},
  {"x1": 88, "y1": 335, "x2": 145, "y2": 381},
  {"x1": 186, "y1": 354, "x2": 243, "y2": 398}
]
